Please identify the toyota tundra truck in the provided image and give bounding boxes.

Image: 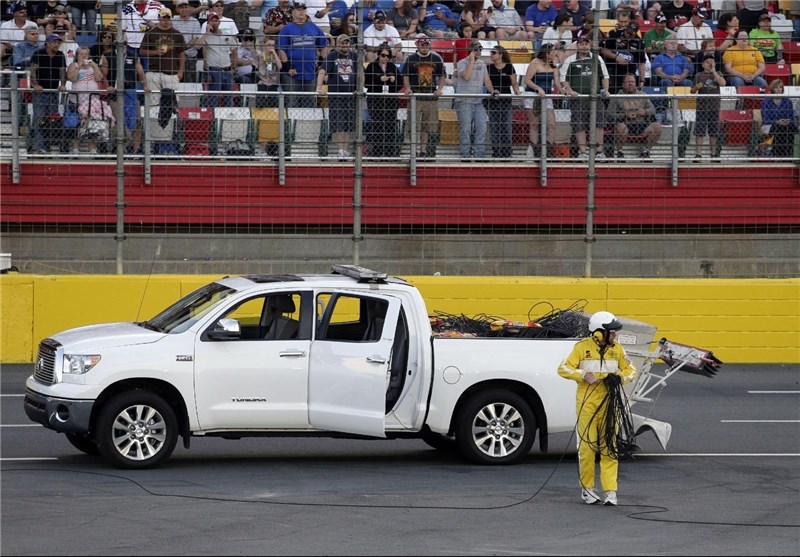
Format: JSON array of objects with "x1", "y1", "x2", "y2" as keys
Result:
[{"x1": 25, "y1": 264, "x2": 675, "y2": 469}]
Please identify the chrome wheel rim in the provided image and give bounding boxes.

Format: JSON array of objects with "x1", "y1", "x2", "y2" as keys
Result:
[
  {"x1": 471, "y1": 402, "x2": 525, "y2": 458},
  {"x1": 111, "y1": 404, "x2": 168, "y2": 461}
]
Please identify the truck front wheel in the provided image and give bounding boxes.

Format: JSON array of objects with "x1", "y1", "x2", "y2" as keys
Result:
[
  {"x1": 455, "y1": 390, "x2": 536, "y2": 465},
  {"x1": 96, "y1": 391, "x2": 178, "y2": 469}
]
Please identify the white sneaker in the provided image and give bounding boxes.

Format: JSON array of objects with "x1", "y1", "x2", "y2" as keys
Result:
[
  {"x1": 577, "y1": 151, "x2": 589, "y2": 161},
  {"x1": 581, "y1": 488, "x2": 601, "y2": 505},
  {"x1": 595, "y1": 151, "x2": 606, "y2": 160},
  {"x1": 604, "y1": 491, "x2": 617, "y2": 506}
]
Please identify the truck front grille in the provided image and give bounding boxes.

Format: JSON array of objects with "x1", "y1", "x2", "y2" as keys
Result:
[{"x1": 33, "y1": 339, "x2": 60, "y2": 385}]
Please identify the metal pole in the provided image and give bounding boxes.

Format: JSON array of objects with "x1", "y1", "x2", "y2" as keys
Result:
[
  {"x1": 9, "y1": 71, "x2": 21, "y2": 183},
  {"x1": 114, "y1": 0, "x2": 126, "y2": 274},
  {"x1": 539, "y1": 93, "x2": 547, "y2": 187},
  {"x1": 584, "y1": 3, "x2": 601, "y2": 278},
  {"x1": 352, "y1": 1, "x2": 365, "y2": 265}
]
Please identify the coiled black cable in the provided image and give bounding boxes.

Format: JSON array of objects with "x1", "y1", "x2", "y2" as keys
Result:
[{"x1": 577, "y1": 375, "x2": 637, "y2": 461}]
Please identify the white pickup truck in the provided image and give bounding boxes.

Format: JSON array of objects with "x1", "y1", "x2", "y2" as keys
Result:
[{"x1": 25, "y1": 265, "x2": 681, "y2": 469}]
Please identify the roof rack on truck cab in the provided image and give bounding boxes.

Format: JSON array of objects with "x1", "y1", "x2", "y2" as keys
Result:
[{"x1": 331, "y1": 264, "x2": 389, "y2": 283}]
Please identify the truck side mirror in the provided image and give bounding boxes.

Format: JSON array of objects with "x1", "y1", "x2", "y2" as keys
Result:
[{"x1": 208, "y1": 318, "x2": 241, "y2": 340}]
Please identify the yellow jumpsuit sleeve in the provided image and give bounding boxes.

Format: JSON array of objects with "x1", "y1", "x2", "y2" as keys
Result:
[{"x1": 558, "y1": 340, "x2": 587, "y2": 382}]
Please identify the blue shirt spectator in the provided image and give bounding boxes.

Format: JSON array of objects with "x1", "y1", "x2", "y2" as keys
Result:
[
  {"x1": 326, "y1": 0, "x2": 353, "y2": 32},
  {"x1": 277, "y1": 19, "x2": 328, "y2": 82},
  {"x1": 524, "y1": 1, "x2": 558, "y2": 32},
  {"x1": 651, "y1": 41, "x2": 694, "y2": 87}
]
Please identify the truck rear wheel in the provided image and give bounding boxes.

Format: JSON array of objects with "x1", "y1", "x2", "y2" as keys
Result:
[
  {"x1": 96, "y1": 391, "x2": 178, "y2": 469},
  {"x1": 455, "y1": 389, "x2": 536, "y2": 465}
]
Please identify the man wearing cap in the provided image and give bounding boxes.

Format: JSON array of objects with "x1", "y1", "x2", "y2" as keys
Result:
[
  {"x1": 0, "y1": 3, "x2": 37, "y2": 66},
  {"x1": 317, "y1": 34, "x2": 357, "y2": 160},
  {"x1": 749, "y1": 13, "x2": 783, "y2": 63},
  {"x1": 172, "y1": 0, "x2": 203, "y2": 83},
  {"x1": 403, "y1": 34, "x2": 446, "y2": 158},
  {"x1": 454, "y1": 40, "x2": 494, "y2": 161},
  {"x1": 601, "y1": 13, "x2": 646, "y2": 92},
  {"x1": 364, "y1": 10, "x2": 402, "y2": 63},
  {"x1": 559, "y1": 35, "x2": 610, "y2": 160},
  {"x1": 675, "y1": 7, "x2": 713, "y2": 62},
  {"x1": 643, "y1": 12, "x2": 675, "y2": 56},
  {"x1": 651, "y1": 36, "x2": 692, "y2": 86},
  {"x1": 234, "y1": 27, "x2": 259, "y2": 83},
  {"x1": 195, "y1": 11, "x2": 238, "y2": 106},
  {"x1": 29, "y1": 32, "x2": 67, "y2": 153},
  {"x1": 201, "y1": 0, "x2": 239, "y2": 37},
  {"x1": 122, "y1": 0, "x2": 164, "y2": 56},
  {"x1": 277, "y1": 1, "x2": 328, "y2": 108},
  {"x1": 141, "y1": 7, "x2": 186, "y2": 104}
]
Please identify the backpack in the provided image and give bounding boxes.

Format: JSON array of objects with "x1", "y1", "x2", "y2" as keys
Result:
[{"x1": 226, "y1": 139, "x2": 253, "y2": 157}]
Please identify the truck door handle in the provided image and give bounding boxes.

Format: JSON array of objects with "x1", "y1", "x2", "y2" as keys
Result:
[
  {"x1": 367, "y1": 355, "x2": 386, "y2": 364},
  {"x1": 279, "y1": 350, "x2": 307, "y2": 358}
]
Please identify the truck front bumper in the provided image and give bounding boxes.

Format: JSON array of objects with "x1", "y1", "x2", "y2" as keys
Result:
[{"x1": 24, "y1": 388, "x2": 94, "y2": 434}]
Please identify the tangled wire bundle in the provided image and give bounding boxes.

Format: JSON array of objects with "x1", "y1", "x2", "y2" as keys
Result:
[{"x1": 578, "y1": 374, "x2": 637, "y2": 461}]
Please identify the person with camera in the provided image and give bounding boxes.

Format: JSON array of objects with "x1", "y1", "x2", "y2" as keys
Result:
[{"x1": 454, "y1": 40, "x2": 494, "y2": 161}]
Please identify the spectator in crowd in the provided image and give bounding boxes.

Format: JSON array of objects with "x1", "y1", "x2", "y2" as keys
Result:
[
  {"x1": 331, "y1": 11, "x2": 357, "y2": 38},
  {"x1": 254, "y1": 34, "x2": 282, "y2": 107},
  {"x1": 260, "y1": 0, "x2": 280, "y2": 21},
  {"x1": 172, "y1": 0, "x2": 203, "y2": 83},
  {"x1": 713, "y1": 12, "x2": 739, "y2": 55},
  {"x1": 264, "y1": 0, "x2": 293, "y2": 35},
  {"x1": 29, "y1": 32, "x2": 67, "y2": 153},
  {"x1": 418, "y1": 0, "x2": 458, "y2": 39},
  {"x1": 33, "y1": 1, "x2": 66, "y2": 26},
  {"x1": 487, "y1": 0, "x2": 530, "y2": 40},
  {"x1": 559, "y1": 0, "x2": 588, "y2": 35},
  {"x1": 202, "y1": 0, "x2": 239, "y2": 36},
  {"x1": 67, "y1": 46, "x2": 114, "y2": 154},
  {"x1": 522, "y1": 42, "x2": 559, "y2": 160},
  {"x1": 486, "y1": 44, "x2": 519, "y2": 159},
  {"x1": 723, "y1": 30, "x2": 766, "y2": 87},
  {"x1": 121, "y1": 0, "x2": 163, "y2": 58},
  {"x1": 10, "y1": 26, "x2": 39, "y2": 68},
  {"x1": 88, "y1": 26, "x2": 113, "y2": 81},
  {"x1": 759, "y1": 79, "x2": 798, "y2": 159},
  {"x1": 525, "y1": 0, "x2": 558, "y2": 50},
  {"x1": 607, "y1": 73, "x2": 661, "y2": 159},
  {"x1": 54, "y1": 21, "x2": 80, "y2": 66},
  {"x1": 736, "y1": 0, "x2": 767, "y2": 34},
  {"x1": 1, "y1": 2, "x2": 37, "y2": 65},
  {"x1": 364, "y1": 10, "x2": 402, "y2": 63},
  {"x1": 68, "y1": 0, "x2": 100, "y2": 39},
  {"x1": 651, "y1": 36, "x2": 692, "y2": 86},
  {"x1": 49, "y1": 3, "x2": 78, "y2": 34},
  {"x1": 235, "y1": 27, "x2": 259, "y2": 83},
  {"x1": 141, "y1": 7, "x2": 186, "y2": 105},
  {"x1": 454, "y1": 39, "x2": 492, "y2": 160},
  {"x1": 601, "y1": 18, "x2": 646, "y2": 92},
  {"x1": 315, "y1": 0, "x2": 351, "y2": 37},
  {"x1": 365, "y1": 43, "x2": 401, "y2": 157},
  {"x1": 277, "y1": 1, "x2": 328, "y2": 108},
  {"x1": 643, "y1": 12, "x2": 674, "y2": 56},
  {"x1": 609, "y1": 0, "x2": 645, "y2": 21},
  {"x1": 575, "y1": 10, "x2": 601, "y2": 44},
  {"x1": 691, "y1": 52, "x2": 725, "y2": 161},
  {"x1": 542, "y1": 12, "x2": 574, "y2": 55},
  {"x1": 675, "y1": 7, "x2": 713, "y2": 63},
  {"x1": 114, "y1": 47, "x2": 148, "y2": 154},
  {"x1": 317, "y1": 33, "x2": 357, "y2": 160},
  {"x1": 402, "y1": 34, "x2": 446, "y2": 158},
  {"x1": 386, "y1": 0, "x2": 419, "y2": 40},
  {"x1": 196, "y1": 12, "x2": 237, "y2": 106},
  {"x1": 659, "y1": 0, "x2": 693, "y2": 32},
  {"x1": 559, "y1": 35, "x2": 609, "y2": 160},
  {"x1": 459, "y1": 0, "x2": 492, "y2": 39},
  {"x1": 749, "y1": 13, "x2": 782, "y2": 63}
]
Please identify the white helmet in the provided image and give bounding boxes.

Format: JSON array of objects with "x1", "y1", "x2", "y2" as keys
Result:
[{"x1": 588, "y1": 311, "x2": 622, "y2": 334}]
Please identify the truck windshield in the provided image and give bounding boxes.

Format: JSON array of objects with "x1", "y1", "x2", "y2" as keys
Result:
[{"x1": 143, "y1": 282, "x2": 238, "y2": 334}]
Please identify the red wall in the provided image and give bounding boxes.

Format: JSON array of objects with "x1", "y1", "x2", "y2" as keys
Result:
[{"x1": 2, "y1": 162, "x2": 799, "y2": 226}]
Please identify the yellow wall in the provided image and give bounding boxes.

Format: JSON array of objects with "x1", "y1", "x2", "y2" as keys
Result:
[{"x1": 1, "y1": 275, "x2": 798, "y2": 364}]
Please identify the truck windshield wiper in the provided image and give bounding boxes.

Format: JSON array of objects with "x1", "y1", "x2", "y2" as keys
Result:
[{"x1": 137, "y1": 320, "x2": 165, "y2": 332}]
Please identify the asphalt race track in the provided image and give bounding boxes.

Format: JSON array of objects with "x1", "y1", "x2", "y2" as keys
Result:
[{"x1": 2, "y1": 363, "x2": 799, "y2": 555}]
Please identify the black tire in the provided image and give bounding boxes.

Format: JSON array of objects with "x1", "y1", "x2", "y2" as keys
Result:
[
  {"x1": 420, "y1": 429, "x2": 457, "y2": 452},
  {"x1": 455, "y1": 389, "x2": 536, "y2": 465},
  {"x1": 96, "y1": 391, "x2": 178, "y2": 469},
  {"x1": 64, "y1": 432, "x2": 100, "y2": 455}
]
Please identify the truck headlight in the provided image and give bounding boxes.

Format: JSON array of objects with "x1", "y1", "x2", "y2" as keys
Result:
[{"x1": 63, "y1": 354, "x2": 101, "y2": 375}]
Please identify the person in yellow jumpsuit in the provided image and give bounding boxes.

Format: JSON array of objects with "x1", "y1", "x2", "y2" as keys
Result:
[{"x1": 558, "y1": 311, "x2": 636, "y2": 506}]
